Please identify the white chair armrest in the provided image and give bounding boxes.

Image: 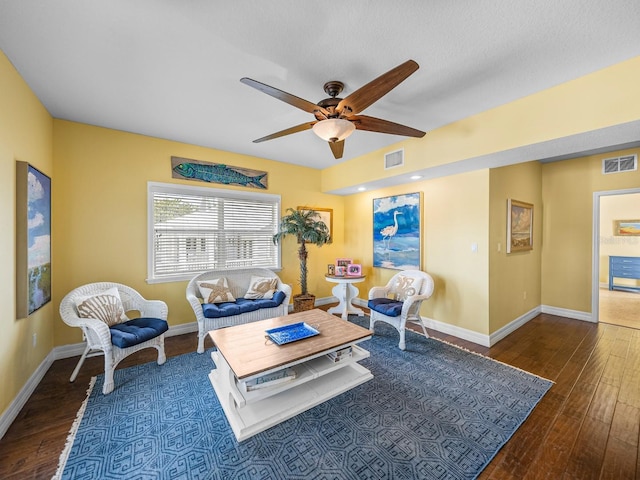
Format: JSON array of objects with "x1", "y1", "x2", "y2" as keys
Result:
[
  {"x1": 139, "y1": 299, "x2": 168, "y2": 320},
  {"x1": 369, "y1": 286, "x2": 391, "y2": 299},
  {"x1": 400, "y1": 294, "x2": 430, "y2": 315},
  {"x1": 277, "y1": 280, "x2": 293, "y2": 305},
  {"x1": 186, "y1": 289, "x2": 206, "y2": 324},
  {"x1": 80, "y1": 315, "x2": 111, "y2": 336},
  {"x1": 77, "y1": 316, "x2": 113, "y2": 354}
]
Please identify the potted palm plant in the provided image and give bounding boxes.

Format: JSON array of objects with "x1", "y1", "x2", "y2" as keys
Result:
[{"x1": 273, "y1": 208, "x2": 332, "y2": 312}]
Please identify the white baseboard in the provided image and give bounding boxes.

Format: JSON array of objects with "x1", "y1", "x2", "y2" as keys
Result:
[
  {"x1": 0, "y1": 349, "x2": 55, "y2": 440},
  {"x1": 0, "y1": 321, "x2": 200, "y2": 440},
  {"x1": 353, "y1": 298, "x2": 367, "y2": 308},
  {"x1": 421, "y1": 317, "x2": 492, "y2": 347},
  {"x1": 541, "y1": 305, "x2": 594, "y2": 323},
  {"x1": 489, "y1": 307, "x2": 542, "y2": 346},
  {"x1": 314, "y1": 295, "x2": 337, "y2": 307},
  {"x1": 166, "y1": 321, "x2": 198, "y2": 336}
]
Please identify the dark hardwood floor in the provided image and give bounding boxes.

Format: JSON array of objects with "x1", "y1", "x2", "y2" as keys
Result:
[{"x1": 1, "y1": 309, "x2": 639, "y2": 479}]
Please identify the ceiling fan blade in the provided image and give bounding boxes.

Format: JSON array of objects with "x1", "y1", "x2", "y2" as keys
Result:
[
  {"x1": 252, "y1": 121, "x2": 316, "y2": 143},
  {"x1": 337, "y1": 60, "x2": 419, "y2": 115},
  {"x1": 240, "y1": 77, "x2": 329, "y2": 116},
  {"x1": 349, "y1": 115, "x2": 426, "y2": 138},
  {"x1": 329, "y1": 140, "x2": 345, "y2": 159}
]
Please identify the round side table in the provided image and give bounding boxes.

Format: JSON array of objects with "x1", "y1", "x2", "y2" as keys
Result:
[{"x1": 325, "y1": 275, "x2": 366, "y2": 320}]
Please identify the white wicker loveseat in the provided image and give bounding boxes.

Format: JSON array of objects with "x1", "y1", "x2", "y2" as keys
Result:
[{"x1": 186, "y1": 268, "x2": 292, "y2": 353}]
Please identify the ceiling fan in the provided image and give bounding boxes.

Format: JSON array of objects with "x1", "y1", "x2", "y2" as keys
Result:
[{"x1": 240, "y1": 59, "x2": 426, "y2": 160}]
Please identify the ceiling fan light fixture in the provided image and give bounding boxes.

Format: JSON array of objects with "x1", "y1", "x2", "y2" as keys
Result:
[{"x1": 312, "y1": 118, "x2": 355, "y2": 143}]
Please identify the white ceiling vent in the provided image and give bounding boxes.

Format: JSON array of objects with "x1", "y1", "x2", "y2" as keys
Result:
[
  {"x1": 384, "y1": 149, "x2": 404, "y2": 170},
  {"x1": 602, "y1": 154, "x2": 637, "y2": 174}
]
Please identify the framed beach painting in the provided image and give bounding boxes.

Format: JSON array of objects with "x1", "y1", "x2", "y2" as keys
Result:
[
  {"x1": 373, "y1": 192, "x2": 421, "y2": 270},
  {"x1": 16, "y1": 162, "x2": 52, "y2": 317},
  {"x1": 613, "y1": 219, "x2": 640, "y2": 236},
  {"x1": 507, "y1": 199, "x2": 533, "y2": 253}
]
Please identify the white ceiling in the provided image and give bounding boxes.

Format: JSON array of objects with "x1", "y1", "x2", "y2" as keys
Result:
[{"x1": 1, "y1": 1, "x2": 640, "y2": 172}]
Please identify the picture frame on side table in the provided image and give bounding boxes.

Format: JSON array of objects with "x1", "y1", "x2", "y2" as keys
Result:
[
  {"x1": 335, "y1": 265, "x2": 347, "y2": 276},
  {"x1": 346, "y1": 264, "x2": 362, "y2": 276},
  {"x1": 336, "y1": 258, "x2": 352, "y2": 267},
  {"x1": 327, "y1": 264, "x2": 335, "y2": 276},
  {"x1": 507, "y1": 199, "x2": 533, "y2": 253}
]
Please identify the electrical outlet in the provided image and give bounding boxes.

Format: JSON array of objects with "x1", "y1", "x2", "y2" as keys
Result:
[
  {"x1": 497, "y1": 243, "x2": 501, "y2": 252},
  {"x1": 523, "y1": 291, "x2": 527, "y2": 300},
  {"x1": 32, "y1": 333, "x2": 37, "y2": 347}
]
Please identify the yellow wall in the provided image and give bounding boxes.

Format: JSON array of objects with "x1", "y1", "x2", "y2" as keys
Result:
[
  {"x1": 488, "y1": 162, "x2": 542, "y2": 332},
  {"x1": 0, "y1": 51, "x2": 53, "y2": 417},
  {"x1": 322, "y1": 56, "x2": 640, "y2": 193},
  {"x1": 541, "y1": 148, "x2": 640, "y2": 312},
  {"x1": 52, "y1": 120, "x2": 343, "y2": 345},
  {"x1": 3, "y1": 47, "x2": 640, "y2": 428},
  {"x1": 343, "y1": 169, "x2": 491, "y2": 335}
]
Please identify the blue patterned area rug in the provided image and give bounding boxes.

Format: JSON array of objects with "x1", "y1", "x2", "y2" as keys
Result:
[{"x1": 54, "y1": 317, "x2": 552, "y2": 480}]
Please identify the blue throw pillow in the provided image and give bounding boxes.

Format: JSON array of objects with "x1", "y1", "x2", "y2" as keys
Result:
[{"x1": 110, "y1": 317, "x2": 169, "y2": 348}]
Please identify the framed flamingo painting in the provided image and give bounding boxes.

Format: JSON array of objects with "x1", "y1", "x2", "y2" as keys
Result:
[{"x1": 373, "y1": 192, "x2": 421, "y2": 270}]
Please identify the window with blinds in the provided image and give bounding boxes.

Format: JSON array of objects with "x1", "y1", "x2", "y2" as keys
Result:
[{"x1": 147, "y1": 182, "x2": 281, "y2": 283}]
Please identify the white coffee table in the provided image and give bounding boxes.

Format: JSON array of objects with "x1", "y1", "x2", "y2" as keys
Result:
[{"x1": 208, "y1": 309, "x2": 373, "y2": 441}]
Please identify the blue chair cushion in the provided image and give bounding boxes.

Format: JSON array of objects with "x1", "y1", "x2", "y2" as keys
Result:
[
  {"x1": 110, "y1": 317, "x2": 169, "y2": 349},
  {"x1": 202, "y1": 290, "x2": 286, "y2": 319},
  {"x1": 368, "y1": 298, "x2": 404, "y2": 317}
]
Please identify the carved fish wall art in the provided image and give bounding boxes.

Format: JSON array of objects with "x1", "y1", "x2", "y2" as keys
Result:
[{"x1": 171, "y1": 156, "x2": 268, "y2": 189}]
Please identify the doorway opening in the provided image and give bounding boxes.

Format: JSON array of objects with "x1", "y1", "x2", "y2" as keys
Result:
[{"x1": 592, "y1": 188, "x2": 640, "y2": 328}]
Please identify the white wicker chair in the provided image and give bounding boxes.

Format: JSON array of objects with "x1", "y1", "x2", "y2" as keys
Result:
[
  {"x1": 186, "y1": 268, "x2": 292, "y2": 353},
  {"x1": 59, "y1": 282, "x2": 169, "y2": 394},
  {"x1": 368, "y1": 270, "x2": 435, "y2": 350}
]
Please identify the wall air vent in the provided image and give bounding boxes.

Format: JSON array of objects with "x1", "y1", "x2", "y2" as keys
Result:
[
  {"x1": 384, "y1": 149, "x2": 404, "y2": 169},
  {"x1": 602, "y1": 154, "x2": 637, "y2": 174}
]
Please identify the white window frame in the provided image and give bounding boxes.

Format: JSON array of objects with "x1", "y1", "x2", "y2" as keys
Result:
[{"x1": 147, "y1": 181, "x2": 281, "y2": 283}]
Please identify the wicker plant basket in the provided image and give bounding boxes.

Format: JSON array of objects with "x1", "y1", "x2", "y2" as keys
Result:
[{"x1": 293, "y1": 294, "x2": 315, "y2": 312}]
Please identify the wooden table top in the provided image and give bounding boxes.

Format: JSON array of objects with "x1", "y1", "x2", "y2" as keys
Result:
[{"x1": 208, "y1": 309, "x2": 371, "y2": 379}]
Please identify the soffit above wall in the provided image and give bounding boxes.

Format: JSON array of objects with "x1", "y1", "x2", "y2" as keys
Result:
[{"x1": 326, "y1": 120, "x2": 640, "y2": 195}]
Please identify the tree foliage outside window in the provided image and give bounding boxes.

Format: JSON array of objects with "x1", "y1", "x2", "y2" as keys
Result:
[{"x1": 153, "y1": 197, "x2": 197, "y2": 223}]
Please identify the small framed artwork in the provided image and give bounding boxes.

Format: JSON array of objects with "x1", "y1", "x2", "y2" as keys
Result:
[
  {"x1": 336, "y1": 258, "x2": 352, "y2": 267},
  {"x1": 327, "y1": 264, "x2": 335, "y2": 276},
  {"x1": 614, "y1": 219, "x2": 640, "y2": 236},
  {"x1": 335, "y1": 265, "x2": 347, "y2": 276},
  {"x1": 347, "y1": 264, "x2": 362, "y2": 276},
  {"x1": 298, "y1": 206, "x2": 333, "y2": 239},
  {"x1": 507, "y1": 199, "x2": 533, "y2": 253}
]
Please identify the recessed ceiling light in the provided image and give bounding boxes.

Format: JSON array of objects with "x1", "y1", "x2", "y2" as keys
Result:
[
  {"x1": 410, "y1": 175, "x2": 422, "y2": 180},
  {"x1": 357, "y1": 187, "x2": 366, "y2": 191}
]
